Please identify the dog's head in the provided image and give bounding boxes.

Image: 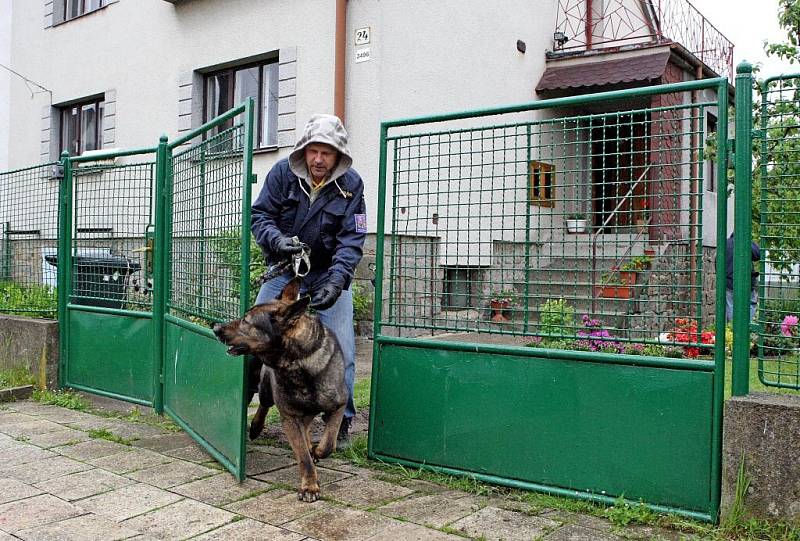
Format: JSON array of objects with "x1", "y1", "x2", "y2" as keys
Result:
[{"x1": 212, "y1": 278, "x2": 310, "y2": 356}]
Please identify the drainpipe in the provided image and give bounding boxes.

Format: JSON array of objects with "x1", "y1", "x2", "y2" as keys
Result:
[
  {"x1": 585, "y1": 0, "x2": 593, "y2": 50},
  {"x1": 335, "y1": 0, "x2": 347, "y2": 123}
]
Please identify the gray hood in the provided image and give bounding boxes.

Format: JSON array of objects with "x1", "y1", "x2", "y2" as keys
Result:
[{"x1": 288, "y1": 114, "x2": 353, "y2": 183}]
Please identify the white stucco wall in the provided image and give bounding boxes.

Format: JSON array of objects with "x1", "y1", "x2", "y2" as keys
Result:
[
  {"x1": 0, "y1": 0, "x2": 11, "y2": 171},
  {"x1": 8, "y1": 0, "x2": 335, "y2": 174}
]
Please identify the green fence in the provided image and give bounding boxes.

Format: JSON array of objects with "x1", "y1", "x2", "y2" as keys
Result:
[
  {"x1": 0, "y1": 162, "x2": 60, "y2": 317},
  {"x1": 378, "y1": 86, "x2": 724, "y2": 357},
  {"x1": 750, "y1": 71, "x2": 800, "y2": 390},
  {"x1": 370, "y1": 78, "x2": 730, "y2": 521}
]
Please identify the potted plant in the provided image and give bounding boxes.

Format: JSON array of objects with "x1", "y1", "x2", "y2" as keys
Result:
[
  {"x1": 597, "y1": 269, "x2": 634, "y2": 299},
  {"x1": 565, "y1": 213, "x2": 588, "y2": 234},
  {"x1": 489, "y1": 289, "x2": 517, "y2": 322}
]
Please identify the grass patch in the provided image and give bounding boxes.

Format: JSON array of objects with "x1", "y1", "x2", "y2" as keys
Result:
[
  {"x1": 87, "y1": 428, "x2": 133, "y2": 446},
  {"x1": 354, "y1": 378, "x2": 371, "y2": 409},
  {"x1": 32, "y1": 388, "x2": 89, "y2": 410},
  {"x1": 0, "y1": 367, "x2": 35, "y2": 388},
  {"x1": 723, "y1": 357, "x2": 800, "y2": 400}
]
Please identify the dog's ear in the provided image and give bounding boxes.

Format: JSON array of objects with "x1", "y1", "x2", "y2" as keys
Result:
[
  {"x1": 279, "y1": 277, "x2": 301, "y2": 302},
  {"x1": 283, "y1": 295, "x2": 311, "y2": 324}
]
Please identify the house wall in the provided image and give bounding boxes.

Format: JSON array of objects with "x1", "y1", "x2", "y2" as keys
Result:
[
  {"x1": 0, "y1": 0, "x2": 11, "y2": 171},
  {"x1": 7, "y1": 0, "x2": 554, "y2": 237}
]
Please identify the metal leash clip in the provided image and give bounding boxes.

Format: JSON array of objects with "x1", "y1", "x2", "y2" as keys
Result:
[{"x1": 290, "y1": 236, "x2": 311, "y2": 278}]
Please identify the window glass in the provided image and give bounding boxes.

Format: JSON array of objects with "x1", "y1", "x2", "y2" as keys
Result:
[
  {"x1": 80, "y1": 102, "x2": 97, "y2": 153},
  {"x1": 61, "y1": 106, "x2": 80, "y2": 156},
  {"x1": 236, "y1": 66, "x2": 261, "y2": 142},
  {"x1": 262, "y1": 63, "x2": 279, "y2": 147}
]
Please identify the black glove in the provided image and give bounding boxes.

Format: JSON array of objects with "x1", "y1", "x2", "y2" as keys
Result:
[
  {"x1": 310, "y1": 282, "x2": 343, "y2": 311},
  {"x1": 275, "y1": 236, "x2": 303, "y2": 257}
]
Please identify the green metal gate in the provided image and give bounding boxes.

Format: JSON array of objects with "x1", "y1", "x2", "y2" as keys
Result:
[
  {"x1": 369, "y1": 78, "x2": 730, "y2": 521},
  {"x1": 57, "y1": 101, "x2": 254, "y2": 479}
]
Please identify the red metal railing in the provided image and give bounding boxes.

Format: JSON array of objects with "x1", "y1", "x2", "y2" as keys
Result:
[{"x1": 554, "y1": 0, "x2": 733, "y2": 78}]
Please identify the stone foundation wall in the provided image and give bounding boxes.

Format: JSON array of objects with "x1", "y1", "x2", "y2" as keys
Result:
[
  {"x1": 0, "y1": 315, "x2": 59, "y2": 389},
  {"x1": 722, "y1": 393, "x2": 800, "y2": 523}
]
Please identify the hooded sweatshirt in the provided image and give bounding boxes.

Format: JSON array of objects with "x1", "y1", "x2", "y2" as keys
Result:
[{"x1": 251, "y1": 115, "x2": 366, "y2": 292}]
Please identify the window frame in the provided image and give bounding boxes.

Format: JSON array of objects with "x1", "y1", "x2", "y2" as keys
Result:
[
  {"x1": 529, "y1": 160, "x2": 556, "y2": 207},
  {"x1": 59, "y1": 96, "x2": 105, "y2": 157},
  {"x1": 63, "y1": 0, "x2": 105, "y2": 22},
  {"x1": 202, "y1": 58, "x2": 279, "y2": 150}
]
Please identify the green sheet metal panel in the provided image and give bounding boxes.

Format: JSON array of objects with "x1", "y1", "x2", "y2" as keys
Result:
[
  {"x1": 163, "y1": 320, "x2": 246, "y2": 479},
  {"x1": 371, "y1": 343, "x2": 714, "y2": 513},
  {"x1": 66, "y1": 310, "x2": 154, "y2": 404}
]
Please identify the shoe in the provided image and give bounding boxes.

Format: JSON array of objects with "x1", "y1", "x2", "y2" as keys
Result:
[{"x1": 337, "y1": 417, "x2": 352, "y2": 449}]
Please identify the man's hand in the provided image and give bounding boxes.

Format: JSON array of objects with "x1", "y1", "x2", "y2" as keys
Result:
[
  {"x1": 275, "y1": 236, "x2": 303, "y2": 257},
  {"x1": 310, "y1": 283, "x2": 343, "y2": 311}
]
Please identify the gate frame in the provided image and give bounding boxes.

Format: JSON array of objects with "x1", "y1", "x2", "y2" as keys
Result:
[
  {"x1": 55, "y1": 99, "x2": 255, "y2": 480},
  {"x1": 369, "y1": 78, "x2": 730, "y2": 522}
]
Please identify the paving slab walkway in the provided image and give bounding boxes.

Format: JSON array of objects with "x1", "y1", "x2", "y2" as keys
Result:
[{"x1": 0, "y1": 397, "x2": 702, "y2": 541}]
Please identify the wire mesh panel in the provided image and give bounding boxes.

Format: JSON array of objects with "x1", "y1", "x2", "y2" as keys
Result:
[
  {"x1": 169, "y1": 126, "x2": 246, "y2": 324},
  {"x1": 0, "y1": 163, "x2": 60, "y2": 317},
  {"x1": 757, "y1": 75, "x2": 800, "y2": 389},
  {"x1": 70, "y1": 159, "x2": 155, "y2": 310},
  {"x1": 381, "y1": 93, "x2": 720, "y2": 358}
]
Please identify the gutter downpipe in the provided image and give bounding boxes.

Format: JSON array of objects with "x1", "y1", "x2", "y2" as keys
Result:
[{"x1": 335, "y1": 0, "x2": 347, "y2": 123}]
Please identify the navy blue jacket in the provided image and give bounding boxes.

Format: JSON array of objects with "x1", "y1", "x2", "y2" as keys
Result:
[{"x1": 251, "y1": 158, "x2": 366, "y2": 291}]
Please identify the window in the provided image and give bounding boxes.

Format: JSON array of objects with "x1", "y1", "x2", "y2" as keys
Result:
[
  {"x1": 706, "y1": 113, "x2": 718, "y2": 192},
  {"x1": 529, "y1": 160, "x2": 555, "y2": 207},
  {"x1": 443, "y1": 267, "x2": 479, "y2": 310},
  {"x1": 64, "y1": 0, "x2": 104, "y2": 21},
  {"x1": 204, "y1": 60, "x2": 279, "y2": 149},
  {"x1": 60, "y1": 97, "x2": 105, "y2": 156}
]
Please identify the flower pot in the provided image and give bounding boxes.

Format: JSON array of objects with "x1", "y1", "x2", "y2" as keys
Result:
[
  {"x1": 489, "y1": 300, "x2": 510, "y2": 322},
  {"x1": 597, "y1": 285, "x2": 632, "y2": 299},
  {"x1": 619, "y1": 271, "x2": 637, "y2": 285},
  {"x1": 643, "y1": 248, "x2": 656, "y2": 257},
  {"x1": 565, "y1": 219, "x2": 588, "y2": 234}
]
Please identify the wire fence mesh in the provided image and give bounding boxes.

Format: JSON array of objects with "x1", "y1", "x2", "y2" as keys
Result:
[
  {"x1": 168, "y1": 125, "x2": 246, "y2": 325},
  {"x1": 756, "y1": 75, "x2": 800, "y2": 389},
  {"x1": 381, "y1": 92, "x2": 720, "y2": 358},
  {"x1": 69, "y1": 158, "x2": 155, "y2": 311},
  {"x1": 0, "y1": 163, "x2": 60, "y2": 317}
]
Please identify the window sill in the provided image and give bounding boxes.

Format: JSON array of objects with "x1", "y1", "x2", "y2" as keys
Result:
[
  {"x1": 51, "y1": 3, "x2": 112, "y2": 28},
  {"x1": 254, "y1": 146, "x2": 279, "y2": 155}
]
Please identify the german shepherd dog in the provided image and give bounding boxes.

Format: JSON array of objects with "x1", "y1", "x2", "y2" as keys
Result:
[{"x1": 212, "y1": 278, "x2": 347, "y2": 502}]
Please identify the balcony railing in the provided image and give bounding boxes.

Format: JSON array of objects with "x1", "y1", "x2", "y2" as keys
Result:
[{"x1": 554, "y1": 0, "x2": 733, "y2": 78}]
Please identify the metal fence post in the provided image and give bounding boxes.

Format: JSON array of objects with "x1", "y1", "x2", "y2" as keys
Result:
[
  {"x1": 732, "y1": 61, "x2": 754, "y2": 396},
  {"x1": 56, "y1": 151, "x2": 72, "y2": 389},
  {"x1": 152, "y1": 135, "x2": 169, "y2": 414}
]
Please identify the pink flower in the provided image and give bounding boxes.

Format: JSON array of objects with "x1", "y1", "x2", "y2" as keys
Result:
[{"x1": 781, "y1": 315, "x2": 799, "y2": 337}]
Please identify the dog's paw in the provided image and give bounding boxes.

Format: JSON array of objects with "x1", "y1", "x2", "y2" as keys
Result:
[{"x1": 297, "y1": 487, "x2": 320, "y2": 503}]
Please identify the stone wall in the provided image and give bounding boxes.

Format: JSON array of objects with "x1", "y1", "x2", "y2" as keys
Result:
[
  {"x1": 0, "y1": 315, "x2": 58, "y2": 389},
  {"x1": 722, "y1": 393, "x2": 800, "y2": 523}
]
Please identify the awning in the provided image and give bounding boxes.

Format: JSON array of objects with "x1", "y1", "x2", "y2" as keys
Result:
[{"x1": 536, "y1": 50, "x2": 671, "y2": 94}]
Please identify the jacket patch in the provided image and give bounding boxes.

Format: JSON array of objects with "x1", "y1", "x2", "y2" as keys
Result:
[{"x1": 355, "y1": 214, "x2": 368, "y2": 233}]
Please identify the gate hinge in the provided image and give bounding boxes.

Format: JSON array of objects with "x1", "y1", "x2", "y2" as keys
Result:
[
  {"x1": 752, "y1": 129, "x2": 765, "y2": 139},
  {"x1": 250, "y1": 173, "x2": 258, "y2": 184},
  {"x1": 159, "y1": 374, "x2": 164, "y2": 384}
]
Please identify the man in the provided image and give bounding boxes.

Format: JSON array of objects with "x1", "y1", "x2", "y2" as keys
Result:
[
  {"x1": 725, "y1": 231, "x2": 761, "y2": 322},
  {"x1": 251, "y1": 114, "x2": 366, "y2": 444}
]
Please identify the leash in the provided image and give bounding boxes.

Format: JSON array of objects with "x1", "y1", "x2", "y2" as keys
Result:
[{"x1": 251, "y1": 236, "x2": 311, "y2": 290}]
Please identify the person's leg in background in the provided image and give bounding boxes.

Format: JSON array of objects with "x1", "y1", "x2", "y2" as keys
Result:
[
  {"x1": 750, "y1": 289, "x2": 758, "y2": 322},
  {"x1": 316, "y1": 287, "x2": 356, "y2": 440},
  {"x1": 725, "y1": 288, "x2": 734, "y2": 322}
]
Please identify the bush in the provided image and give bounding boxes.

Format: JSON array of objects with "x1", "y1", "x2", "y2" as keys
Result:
[
  {"x1": 0, "y1": 281, "x2": 57, "y2": 317},
  {"x1": 538, "y1": 298, "x2": 575, "y2": 339},
  {"x1": 351, "y1": 282, "x2": 372, "y2": 320},
  {"x1": 759, "y1": 299, "x2": 800, "y2": 356},
  {"x1": 212, "y1": 230, "x2": 267, "y2": 306}
]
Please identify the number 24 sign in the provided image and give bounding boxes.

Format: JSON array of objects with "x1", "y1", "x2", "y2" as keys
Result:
[{"x1": 355, "y1": 27, "x2": 370, "y2": 45}]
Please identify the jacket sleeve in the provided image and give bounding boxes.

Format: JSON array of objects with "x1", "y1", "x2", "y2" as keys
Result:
[
  {"x1": 251, "y1": 163, "x2": 288, "y2": 257},
  {"x1": 327, "y1": 178, "x2": 367, "y2": 290}
]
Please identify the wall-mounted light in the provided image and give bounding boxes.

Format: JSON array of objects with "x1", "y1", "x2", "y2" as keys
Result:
[
  {"x1": 553, "y1": 31, "x2": 568, "y2": 48},
  {"x1": 516, "y1": 40, "x2": 526, "y2": 53}
]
